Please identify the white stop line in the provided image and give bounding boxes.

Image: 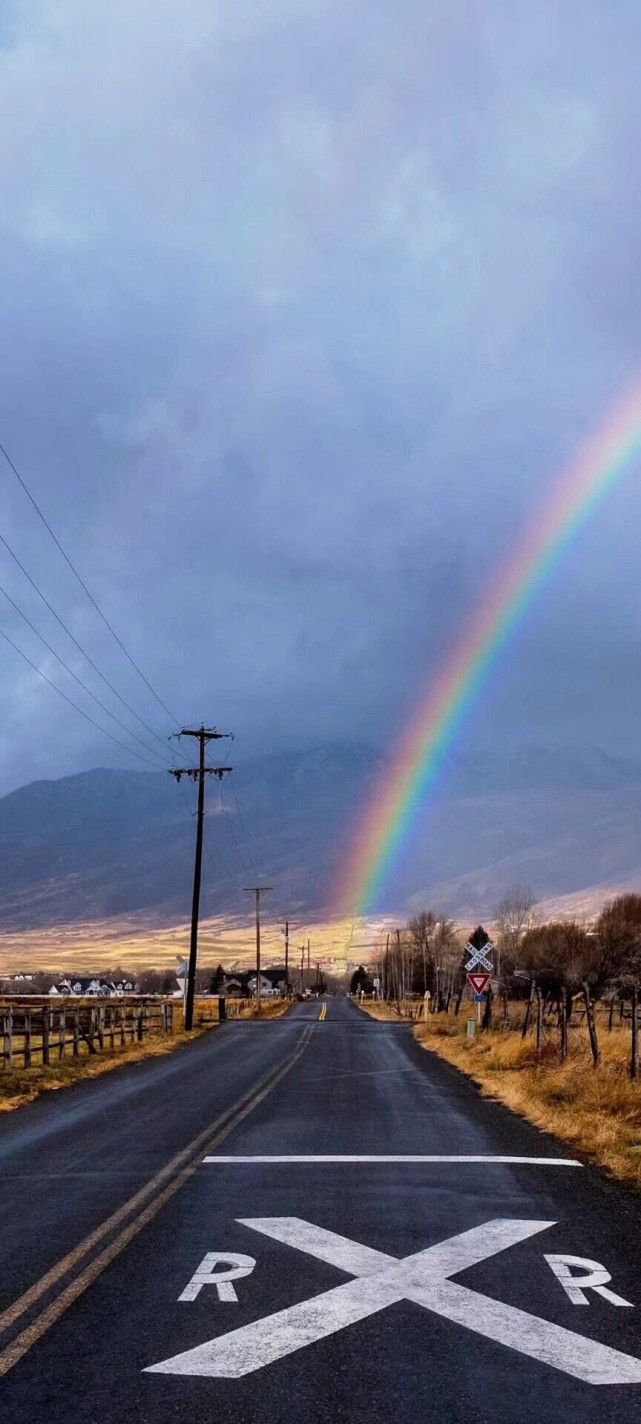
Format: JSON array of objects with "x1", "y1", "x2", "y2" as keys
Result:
[{"x1": 146, "y1": 1217, "x2": 641, "y2": 1385}]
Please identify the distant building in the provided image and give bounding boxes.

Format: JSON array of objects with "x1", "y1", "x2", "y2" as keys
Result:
[
  {"x1": 218, "y1": 967, "x2": 288, "y2": 999},
  {"x1": 48, "y1": 977, "x2": 134, "y2": 997}
]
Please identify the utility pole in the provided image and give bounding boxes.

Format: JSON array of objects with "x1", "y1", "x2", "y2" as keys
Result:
[
  {"x1": 170, "y1": 727, "x2": 232, "y2": 1031},
  {"x1": 244, "y1": 886, "x2": 272, "y2": 1014},
  {"x1": 284, "y1": 919, "x2": 289, "y2": 994},
  {"x1": 300, "y1": 947, "x2": 305, "y2": 995},
  {"x1": 307, "y1": 939, "x2": 311, "y2": 989}
]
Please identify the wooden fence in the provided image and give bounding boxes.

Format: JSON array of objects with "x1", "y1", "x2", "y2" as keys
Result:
[{"x1": 0, "y1": 997, "x2": 174, "y2": 1072}]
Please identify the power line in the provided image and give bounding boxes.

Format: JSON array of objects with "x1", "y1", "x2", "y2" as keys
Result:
[
  {"x1": 0, "y1": 624, "x2": 162, "y2": 769},
  {"x1": 0, "y1": 580, "x2": 169, "y2": 767},
  {"x1": 227, "y1": 772, "x2": 257, "y2": 877},
  {"x1": 0, "y1": 524, "x2": 172, "y2": 755},
  {"x1": 222, "y1": 792, "x2": 253, "y2": 880},
  {"x1": 0, "y1": 437, "x2": 178, "y2": 723},
  {"x1": 177, "y1": 768, "x2": 242, "y2": 894}
]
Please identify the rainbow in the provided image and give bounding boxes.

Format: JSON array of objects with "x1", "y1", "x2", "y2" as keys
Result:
[{"x1": 338, "y1": 382, "x2": 641, "y2": 918}]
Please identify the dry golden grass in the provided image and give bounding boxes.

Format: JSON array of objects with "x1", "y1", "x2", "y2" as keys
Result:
[
  {"x1": 250, "y1": 999, "x2": 291, "y2": 1020},
  {"x1": 358, "y1": 998, "x2": 641, "y2": 1189}
]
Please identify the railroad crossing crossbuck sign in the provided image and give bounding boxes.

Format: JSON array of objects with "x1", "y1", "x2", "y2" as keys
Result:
[
  {"x1": 465, "y1": 931, "x2": 494, "y2": 974},
  {"x1": 465, "y1": 927, "x2": 494, "y2": 996},
  {"x1": 146, "y1": 1217, "x2": 641, "y2": 1385}
]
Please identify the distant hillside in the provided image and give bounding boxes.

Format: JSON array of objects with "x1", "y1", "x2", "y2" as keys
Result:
[
  {"x1": 0, "y1": 741, "x2": 640, "y2": 932},
  {"x1": 0, "y1": 745, "x2": 382, "y2": 930}
]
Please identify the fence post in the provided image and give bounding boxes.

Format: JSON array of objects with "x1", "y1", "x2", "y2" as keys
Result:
[
  {"x1": 42, "y1": 1005, "x2": 51, "y2": 1066},
  {"x1": 109, "y1": 1007, "x2": 115, "y2": 1050},
  {"x1": 583, "y1": 983, "x2": 600, "y2": 1067},
  {"x1": 535, "y1": 988, "x2": 543, "y2": 1059},
  {"x1": 608, "y1": 998, "x2": 615, "y2": 1032},
  {"x1": 631, "y1": 987, "x2": 639, "y2": 1082},
  {"x1": 24, "y1": 1011, "x2": 32, "y2": 1069},
  {"x1": 522, "y1": 981, "x2": 535, "y2": 1039},
  {"x1": 560, "y1": 995, "x2": 568, "y2": 1062},
  {"x1": 454, "y1": 987, "x2": 463, "y2": 1017},
  {"x1": 97, "y1": 1005, "x2": 105, "y2": 1051},
  {"x1": 3, "y1": 1008, "x2": 11, "y2": 1071},
  {"x1": 482, "y1": 986, "x2": 493, "y2": 1030},
  {"x1": 72, "y1": 1007, "x2": 79, "y2": 1057},
  {"x1": 137, "y1": 1005, "x2": 143, "y2": 1042}
]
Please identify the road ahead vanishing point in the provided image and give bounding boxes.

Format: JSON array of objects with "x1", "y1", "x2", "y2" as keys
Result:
[{"x1": 1, "y1": 997, "x2": 641, "y2": 1423}]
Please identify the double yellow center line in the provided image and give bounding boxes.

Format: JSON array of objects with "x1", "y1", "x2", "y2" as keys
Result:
[
  {"x1": 318, "y1": 1003, "x2": 327, "y2": 1021},
  {"x1": 0, "y1": 1024, "x2": 313, "y2": 1379}
]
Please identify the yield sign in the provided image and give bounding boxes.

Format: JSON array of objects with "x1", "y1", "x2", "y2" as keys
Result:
[
  {"x1": 145, "y1": 1217, "x2": 641, "y2": 1385},
  {"x1": 467, "y1": 971, "x2": 491, "y2": 995}
]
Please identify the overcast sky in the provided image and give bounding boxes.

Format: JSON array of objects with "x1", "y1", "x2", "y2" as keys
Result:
[{"x1": 0, "y1": 1, "x2": 640, "y2": 794}]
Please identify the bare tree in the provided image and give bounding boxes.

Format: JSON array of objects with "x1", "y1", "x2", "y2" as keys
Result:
[
  {"x1": 495, "y1": 885, "x2": 537, "y2": 977},
  {"x1": 432, "y1": 917, "x2": 460, "y2": 1003},
  {"x1": 404, "y1": 912, "x2": 460, "y2": 1003},
  {"x1": 407, "y1": 911, "x2": 436, "y2": 994}
]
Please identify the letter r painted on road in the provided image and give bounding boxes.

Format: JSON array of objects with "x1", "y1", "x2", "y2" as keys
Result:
[
  {"x1": 148, "y1": 1219, "x2": 641, "y2": 1385},
  {"x1": 544, "y1": 1255, "x2": 633, "y2": 1308},
  {"x1": 179, "y1": 1253, "x2": 256, "y2": 1303}
]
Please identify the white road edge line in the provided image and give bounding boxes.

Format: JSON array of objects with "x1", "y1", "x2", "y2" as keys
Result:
[{"x1": 202, "y1": 1154, "x2": 582, "y2": 1166}]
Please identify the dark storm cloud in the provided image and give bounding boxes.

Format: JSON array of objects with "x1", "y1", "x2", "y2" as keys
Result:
[{"x1": 0, "y1": 0, "x2": 640, "y2": 792}]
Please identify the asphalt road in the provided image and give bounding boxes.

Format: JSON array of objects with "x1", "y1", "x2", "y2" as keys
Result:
[{"x1": 1, "y1": 996, "x2": 641, "y2": 1422}]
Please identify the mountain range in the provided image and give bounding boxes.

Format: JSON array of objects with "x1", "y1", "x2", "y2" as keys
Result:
[{"x1": 0, "y1": 741, "x2": 640, "y2": 933}]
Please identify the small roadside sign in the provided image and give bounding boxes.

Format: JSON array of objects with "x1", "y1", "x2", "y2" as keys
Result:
[{"x1": 467, "y1": 971, "x2": 491, "y2": 995}]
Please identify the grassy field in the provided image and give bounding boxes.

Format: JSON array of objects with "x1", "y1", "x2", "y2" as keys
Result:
[
  {"x1": 0, "y1": 912, "x2": 392, "y2": 978},
  {"x1": 361, "y1": 998, "x2": 641, "y2": 1189},
  {"x1": 0, "y1": 995, "x2": 290, "y2": 1112}
]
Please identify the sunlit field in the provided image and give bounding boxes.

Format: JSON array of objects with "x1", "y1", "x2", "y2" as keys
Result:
[
  {"x1": 0, "y1": 913, "x2": 394, "y2": 978},
  {"x1": 0, "y1": 886, "x2": 618, "y2": 980}
]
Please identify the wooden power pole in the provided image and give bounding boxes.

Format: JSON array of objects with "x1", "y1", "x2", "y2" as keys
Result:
[
  {"x1": 284, "y1": 919, "x2": 289, "y2": 993},
  {"x1": 170, "y1": 726, "x2": 231, "y2": 1031},
  {"x1": 244, "y1": 886, "x2": 272, "y2": 1014}
]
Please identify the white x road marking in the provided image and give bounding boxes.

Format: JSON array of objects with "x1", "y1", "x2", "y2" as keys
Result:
[{"x1": 146, "y1": 1218, "x2": 641, "y2": 1385}]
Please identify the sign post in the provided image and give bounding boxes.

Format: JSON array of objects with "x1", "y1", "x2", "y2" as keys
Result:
[{"x1": 464, "y1": 927, "x2": 494, "y2": 1026}]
